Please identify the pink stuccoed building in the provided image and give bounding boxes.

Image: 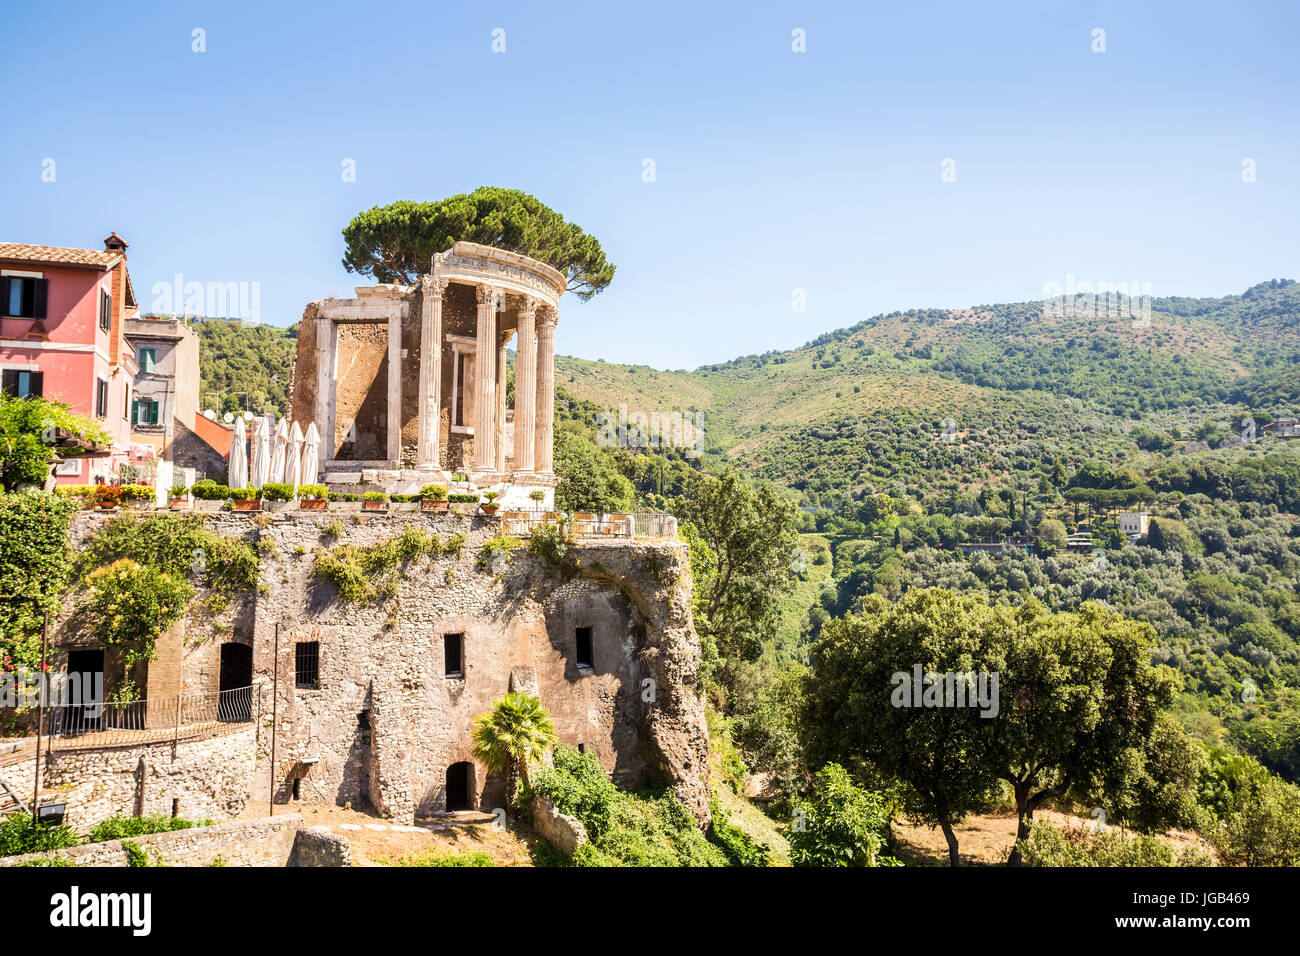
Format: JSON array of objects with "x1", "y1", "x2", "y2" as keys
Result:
[{"x1": 0, "y1": 233, "x2": 141, "y2": 484}]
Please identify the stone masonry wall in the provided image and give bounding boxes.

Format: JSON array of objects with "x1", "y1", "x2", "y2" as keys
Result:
[
  {"x1": 28, "y1": 509, "x2": 710, "y2": 834},
  {"x1": 4, "y1": 725, "x2": 259, "y2": 833},
  {"x1": 248, "y1": 512, "x2": 709, "y2": 826},
  {"x1": 0, "y1": 814, "x2": 346, "y2": 867}
]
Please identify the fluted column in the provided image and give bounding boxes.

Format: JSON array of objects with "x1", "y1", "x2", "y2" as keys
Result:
[
  {"x1": 513, "y1": 299, "x2": 537, "y2": 474},
  {"x1": 534, "y1": 306, "x2": 557, "y2": 473},
  {"x1": 418, "y1": 277, "x2": 446, "y2": 468},
  {"x1": 495, "y1": 330, "x2": 509, "y2": 472},
  {"x1": 473, "y1": 284, "x2": 499, "y2": 473}
]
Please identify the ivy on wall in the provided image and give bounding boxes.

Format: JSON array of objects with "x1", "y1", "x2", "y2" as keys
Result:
[{"x1": 0, "y1": 492, "x2": 74, "y2": 673}]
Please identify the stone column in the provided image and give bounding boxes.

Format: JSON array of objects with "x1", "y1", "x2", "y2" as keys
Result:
[
  {"x1": 418, "y1": 277, "x2": 446, "y2": 469},
  {"x1": 314, "y1": 316, "x2": 334, "y2": 459},
  {"x1": 495, "y1": 331, "x2": 509, "y2": 473},
  {"x1": 513, "y1": 299, "x2": 537, "y2": 474},
  {"x1": 386, "y1": 310, "x2": 402, "y2": 466},
  {"x1": 534, "y1": 306, "x2": 557, "y2": 473},
  {"x1": 473, "y1": 285, "x2": 499, "y2": 473}
]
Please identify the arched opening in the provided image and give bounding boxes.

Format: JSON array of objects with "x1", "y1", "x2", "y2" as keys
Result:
[{"x1": 446, "y1": 761, "x2": 473, "y2": 812}]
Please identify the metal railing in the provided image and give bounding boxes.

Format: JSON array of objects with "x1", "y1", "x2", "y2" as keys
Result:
[
  {"x1": 45, "y1": 685, "x2": 260, "y2": 751},
  {"x1": 498, "y1": 511, "x2": 677, "y2": 540}
]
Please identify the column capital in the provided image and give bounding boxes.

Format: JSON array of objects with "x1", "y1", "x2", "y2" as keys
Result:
[
  {"x1": 422, "y1": 275, "x2": 448, "y2": 298},
  {"x1": 476, "y1": 283, "x2": 503, "y2": 308},
  {"x1": 514, "y1": 295, "x2": 538, "y2": 318},
  {"x1": 537, "y1": 305, "x2": 558, "y2": 329}
]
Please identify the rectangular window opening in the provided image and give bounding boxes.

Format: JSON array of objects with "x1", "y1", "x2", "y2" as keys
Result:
[
  {"x1": 444, "y1": 633, "x2": 464, "y2": 678},
  {"x1": 295, "y1": 641, "x2": 320, "y2": 690},
  {"x1": 575, "y1": 627, "x2": 593, "y2": 669}
]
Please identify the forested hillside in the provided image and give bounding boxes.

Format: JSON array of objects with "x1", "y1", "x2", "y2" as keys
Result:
[{"x1": 181, "y1": 280, "x2": 1300, "y2": 864}]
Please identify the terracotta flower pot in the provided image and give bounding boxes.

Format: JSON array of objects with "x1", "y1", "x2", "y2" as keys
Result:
[
  {"x1": 233, "y1": 499, "x2": 262, "y2": 512},
  {"x1": 421, "y1": 499, "x2": 449, "y2": 512},
  {"x1": 480, "y1": 503, "x2": 500, "y2": 515},
  {"x1": 168, "y1": 498, "x2": 189, "y2": 511},
  {"x1": 299, "y1": 499, "x2": 327, "y2": 511},
  {"x1": 362, "y1": 500, "x2": 388, "y2": 511}
]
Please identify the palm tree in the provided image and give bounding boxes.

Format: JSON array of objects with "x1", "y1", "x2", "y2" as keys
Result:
[{"x1": 471, "y1": 692, "x2": 558, "y2": 807}]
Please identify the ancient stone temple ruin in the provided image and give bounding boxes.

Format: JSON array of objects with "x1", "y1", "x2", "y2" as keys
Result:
[
  {"x1": 5, "y1": 244, "x2": 711, "y2": 845},
  {"x1": 289, "y1": 242, "x2": 565, "y2": 507}
]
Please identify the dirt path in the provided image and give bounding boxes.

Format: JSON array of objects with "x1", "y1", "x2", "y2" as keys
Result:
[{"x1": 257, "y1": 804, "x2": 540, "y2": 866}]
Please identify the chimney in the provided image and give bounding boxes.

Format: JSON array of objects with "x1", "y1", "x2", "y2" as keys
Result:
[{"x1": 105, "y1": 233, "x2": 128, "y2": 368}]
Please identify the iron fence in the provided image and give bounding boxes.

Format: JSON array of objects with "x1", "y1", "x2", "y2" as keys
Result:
[
  {"x1": 498, "y1": 511, "x2": 677, "y2": 540},
  {"x1": 46, "y1": 685, "x2": 260, "y2": 751}
]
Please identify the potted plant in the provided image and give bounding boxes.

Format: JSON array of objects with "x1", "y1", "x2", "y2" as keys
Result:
[
  {"x1": 362, "y1": 490, "x2": 389, "y2": 512},
  {"x1": 262, "y1": 482, "x2": 296, "y2": 511},
  {"x1": 94, "y1": 484, "x2": 123, "y2": 510},
  {"x1": 298, "y1": 484, "x2": 329, "y2": 510},
  {"x1": 480, "y1": 491, "x2": 501, "y2": 516},
  {"x1": 230, "y1": 487, "x2": 262, "y2": 511},
  {"x1": 120, "y1": 484, "x2": 156, "y2": 509},
  {"x1": 528, "y1": 489, "x2": 546, "y2": 511},
  {"x1": 168, "y1": 483, "x2": 190, "y2": 510},
  {"x1": 420, "y1": 484, "x2": 449, "y2": 512}
]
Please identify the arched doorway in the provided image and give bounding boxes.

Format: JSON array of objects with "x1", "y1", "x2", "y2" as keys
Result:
[{"x1": 446, "y1": 761, "x2": 473, "y2": 812}]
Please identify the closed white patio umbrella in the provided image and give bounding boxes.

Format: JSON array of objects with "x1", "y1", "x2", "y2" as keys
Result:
[
  {"x1": 300, "y1": 422, "x2": 321, "y2": 485},
  {"x1": 227, "y1": 416, "x2": 248, "y2": 490},
  {"x1": 285, "y1": 421, "x2": 304, "y2": 487},
  {"x1": 250, "y1": 417, "x2": 271, "y2": 489},
  {"x1": 269, "y1": 418, "x2": 289, "y2": 484}
]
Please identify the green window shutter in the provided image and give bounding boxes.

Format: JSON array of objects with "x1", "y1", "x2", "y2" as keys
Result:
[{"x1": 131, "y1": 398, "x2": 139, "y2": 424}]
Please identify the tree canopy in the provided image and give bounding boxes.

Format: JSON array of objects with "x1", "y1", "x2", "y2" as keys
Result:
[{"x1": 341, "y1": 188, "x2": 616, "y2": 299}]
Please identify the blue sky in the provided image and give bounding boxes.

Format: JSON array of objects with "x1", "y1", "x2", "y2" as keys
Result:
[{"x1": 3, "y1": 0, "x2": 1297, "y2": 369}]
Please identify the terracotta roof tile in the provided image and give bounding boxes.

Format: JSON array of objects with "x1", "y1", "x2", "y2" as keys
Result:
[{"x1": 0, "y1": 242, "x2": 121, "y2": 270}]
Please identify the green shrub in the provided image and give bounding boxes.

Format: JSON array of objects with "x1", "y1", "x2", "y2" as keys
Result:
[
  {"x1": 788, "y1": 763, "x2": 898, "y2": 867},
  {"x1": 390, "y1": 494, "x2": 415, "y2": 503},
  {"x1": 448, "y1": 493, "x2": 480, "y2": 504},
  {"x1": 339, "y1": 492, "x2": 359, "y2": 502},
  {"x1": 383, "y1": 850, "x2": 495, "y2": 867},
  {"x1": 0, "y1": 815, "x2": 80, "y2": 857},
  {"x1": 528, "y1": 519, "x2": 575, "y2": 568},
  {"x1": 1, "y1": 491, "x2": 74, "y2": 671},
  {"x1": 477, "y1": 533, "x2": 520, "y2": 571},
  {"x1": 314, "y1": 529, "x2": 443, "y2": 602},
  {"x1": 261, "y1": 483, "x2": 295, "y2": 501},
  {"x1": 86, "y1": 814, "x2": 204, "y2": 844},
  {"x1": 1018, "y1": 820, "x2": 1214, "y2": 867},
  {"x1": 362, "y1": 491, "x2": 388, "y2": 502},
  {"x1": 708, "y1": 799, "x2": 771, "y2": 866},
  {"x1": 84, "y1": 559, "x2": 193, "y2": 699},
  {"x1": 190, "y1": 481, "x2": 231, "y2": 501},
  {"x1": 531, "y1": 745, "x2": 726, "y2": 867},
  {"x1": 119, "y1": 484, "x2": 155, "y2": 502},
  {"x1": 168, "y1": 483, "x2": 189, "y2": 499},
  {"x1": 228, "y1": 487, "x2": 260, "y2": 501},
  {"x1": 420, "y1": 484, "x2": 449, "y2": 500},
  {"x1": 77, "y1": 512, "x2": 259, "y2": 592},
  {"x1": 297, "y1": 484, "x2": 329, "y2": 500}
]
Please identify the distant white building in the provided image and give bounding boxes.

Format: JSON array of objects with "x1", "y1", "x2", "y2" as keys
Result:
[
  {"x1": 1118, "y1": 511, "x2": 1151, "y2": 538},
  {"x1": 1266, "y1": 419, "x2": 1299, "y2": 438}
]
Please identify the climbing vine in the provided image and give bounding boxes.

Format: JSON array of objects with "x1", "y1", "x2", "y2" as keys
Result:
[
  {"x1": 0, "y1": 492, "x2": 74, "y2": 673},
  {"x1": 83, "y1": 559, "x2": 192, "y2": 701},
  {"x1": 314, "y1": 528, "x2": 462, "y2": 603}
]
